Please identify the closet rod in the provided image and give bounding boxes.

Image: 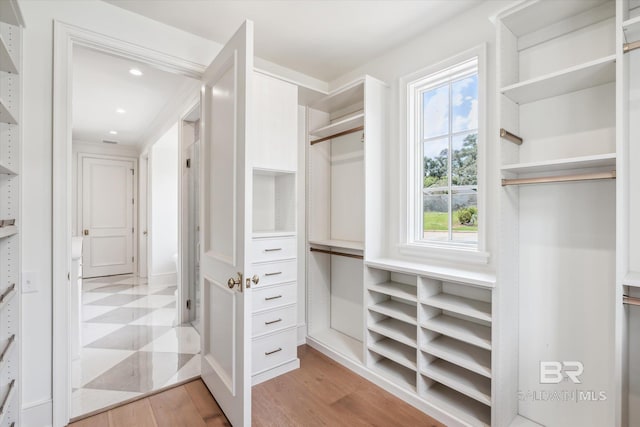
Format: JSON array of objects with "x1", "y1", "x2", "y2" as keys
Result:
[
  {"x1": 310, "y1": 125, "x2": 364, "y2": 145},
  {"x1": 500, "y1": 128, "x2": 523, "y2": 145},
  {"x1": 624, "y1": 295, "x2": 640, "y2": 307},
  {"x1": 310, "y1": 247, "x2": 364, "y2": 260},
  {"x1": 624, "y1": 40, "x2": 640, "y2": 54},
  {"x1": 501, "y1": 170, "x2": 616, "y2": 187}
]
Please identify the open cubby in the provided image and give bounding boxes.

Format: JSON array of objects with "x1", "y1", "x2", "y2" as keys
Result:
[{"x1": 252, "y1": 169, "x2": 295, "y2": 236}]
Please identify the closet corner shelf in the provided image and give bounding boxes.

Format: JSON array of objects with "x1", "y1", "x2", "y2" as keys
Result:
[
  {"x1": 309, "y1": 113, "x2": 364, "y2": 140},
  {"x1": 308, "y1": 239, "x2": 363, "y2": 251},
  {"x1": 421, "y1": 359, "x2": 491, "y2": 406},
  {"x1": 500, "y1": 55, "x2": 616, "y2": 105},
  {"x1": 422, "y1": 293, "x2": 491, "y2": 323},
  {"x1": 0, "y1": 162, "x2": 18, "y2": 176},
  {"x1": 0, "y1": 226, "x2": 17, "y2": 239},
  {"x1": 501, "y1": 153, "x2": 616, "y2": 175},
  {"x1": 0, "y1": 98, "x2": 17, "y2": 125},
  {"x1": 0, "y1": 34, "x2": 18, "y2": 74},
  {"x1": 623, "y1": 272, "x2": 640, "y2": 288}
]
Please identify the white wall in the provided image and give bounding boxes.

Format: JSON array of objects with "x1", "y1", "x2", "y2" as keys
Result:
[{"x1": 150, "y1": 124, "x2": 179, "y2": 282}]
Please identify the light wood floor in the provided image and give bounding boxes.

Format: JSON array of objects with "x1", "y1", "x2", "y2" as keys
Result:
[{"x1": 70, "y1": 345, "x2": 445, "y2": 427}]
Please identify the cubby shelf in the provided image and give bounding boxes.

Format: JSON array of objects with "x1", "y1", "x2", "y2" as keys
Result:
[
  {"x1": 623, "y1": 272, "x2": 640, "y2": 288},
  {"x1": 0, "y1": 34, "x2": 18, "y2": 74},
  {"x1": 372, "y1": 358, "x2": 416, "y2": 392},
  {"x1": 309, "y1": 113, "x2": 364, "y2": 140},
  {"x1": 0, "y1": 226, "x2": 17, "y2": 239},
  {"x1": 0, "y1": 161, "x2": 18, "y2": 176},
  {"x1": 369, "y1": 300, "x2": 417, "y2": 325},
  {"x1": 422, "y1": 293, "x2": 491, "y2": 323},
  {"x1": 423, "y1": 336, "x2": 491, "y2": 378},
  {"x1": 501, "y1": 153, "x2": 616, "y2": 175},
  {"x1": 0, "y1": 1, "x2": 23, "y2": 27},
  {"x1": 623, "y1": 14, "x2": 640, "y2": 43},
  {"x1": 369, "y1": 318, "x2": 417, "y2": 348},
  {"x1": 0, "y1": 97, "x2": 17, "y2": 125},
  {"x1": 369, "y1": 281, "x2": 417, "y2": 302},
  {"x1": 422, "y1": 314, "x2": 491, "y2": 351},
  {"x1": 422, "y1": 359, "x2": 491, "y2": 406},
  {"x1": 308, "y1": 239, "x2": 363, "y2": 251},
  {"x1": 500, "y1": 55, "x2": 616, "y2": 105},
  {"x1": 368, "y1": 338, "x2": 417, "y2": 371},
  {"x1": 422, "y1": 383, "x2": 491, "y2": 427}
]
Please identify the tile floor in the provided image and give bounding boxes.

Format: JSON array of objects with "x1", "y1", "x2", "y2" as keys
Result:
[{"x1": 71, "y1": 274, "x2": 201, "y2": 417}]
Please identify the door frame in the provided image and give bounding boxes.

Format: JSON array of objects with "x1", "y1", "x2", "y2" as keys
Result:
[
  {"x1": 77, "y1": 153, "x2": 138, "y2": 277},
  {"x1": 52, "y1": 21, "x2": 206, "y2": 426}
]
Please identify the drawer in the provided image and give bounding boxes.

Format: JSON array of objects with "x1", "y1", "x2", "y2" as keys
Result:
[
  {"x1": 252, "y1": 304, "x2": 296, "y2": 337},
  {"x1": 252, "y1": 236, "x2": 296, "y2": 263},
  {"x1": 252, "y1": 328, "x2": 297, "y2": 374},
  {"x1": 252, "y1": 283, "x2": 296, "y2": 312},
  {"x1": 252, "y1": 259, "x2": 296, "y2": 287}
]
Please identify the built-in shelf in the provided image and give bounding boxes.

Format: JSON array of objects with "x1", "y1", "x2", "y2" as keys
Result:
[
  {"x1": 0, "y1": 1, "x2": 23, "y2": 27},
  {"x1": 308, "y1": 239, "x2": 364, "y2": 251},
  {"x1": 422, "y1": 314, "x2": 491, "y2": 351},
  {"x1": 422, "y1": 293, "x2": 491, "y2": 323},
  {"x1": 0, "y1": 161, "x2": 18, "y2": 176},
  {"x1": 369, "y1": 300, "x2": 417, "y2": 325},
  {"x1": 0, "y1": 34, "x2": 17, "y2": 74},
  {"x1": 0, "y1": 98, "x2": 17, "y2": 125},
  {"x1": 307, "y1": 328, "x2": 364, "y2": 364},
  {"x1": 500, "y1": 55, "x2": 616, "y2": 105},
  {"x1": 422, "y1": 359, "x2": 491, "y2": 406},
  {"x1": 624, "y1": 272, "x2": 640, "y2": 288},
  {"x1": 309, "y1": 113, "x2": 364, "y2": 140},
  {"x1": 369, "y1": 281, "x2": 417, "y2": 302},
  {"x1": 373, "y1": 358, "x2": 416, "y2": 392},
  {"x1": 0, "y1": 335, "x2": 15, "y2": 373},
  {"x1": 253, "y1": 231, "x2": 296, "y2": 239},
  {"x1": 501, "y1": 153, "x2": 616, "y2": 175},
  {"x1": 0, "y1": 226, "x2": 17, "y2": 239},
  {"x1": 424, "y1": 336, "x2": 491, "y2": 379},
  {"x1": 309, "y1": 81, "x2": 364, "y2": 113},
  {"x1": 369, "y1": 338, "x2": 417, "y2": 371},
  {"x1": 423, "y1": 382, "x2": 491, "y2": 427},
  {"x1": 369, "y1": 318, "x2": 417, "y2": 348},
  {"x1": 623, "y1": 14, "x2": 640, "y2": 43}
]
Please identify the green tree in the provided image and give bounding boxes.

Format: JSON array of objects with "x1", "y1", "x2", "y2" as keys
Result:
[{"x1": 423, "y1": 133, "x2": 477, "y2": 187}]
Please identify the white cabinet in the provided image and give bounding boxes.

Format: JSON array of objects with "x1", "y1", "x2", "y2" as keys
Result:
[{"x1": 0, "y1": 2, "x2": 21, "y2": 426}]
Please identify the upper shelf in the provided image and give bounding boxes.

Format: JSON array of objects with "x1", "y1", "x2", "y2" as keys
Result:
[
  {"x1": 309, "y1": 239, "x2": 364, "y2": 251},
  {"x1": 501, "y1": 55, "x2": 616, "y2": 105},
  {"x1": 309, "y1": 113, "x2": 364, "y2": 140},
  {"x1": 501, "y1": 153, "x2": 616, "y2": 175},
  {"x1": 0, "y1": 0, "x2": 24, "y2": 27},
  {"x1": 0, "y1": 97, "x2": 17, "y2": 125},
  {"x1": 309, "y1": 80, "x2": 364, "y2": 113},
  {"x1": 624, "y1": 272, "x2": 640, "y2": 288},
  {"x1": 623, "y1": 14, "x2": 640, "y2": 44},
  {"x1": 0, "y1": 34, "x2": 18, "y2": 74},
  {"x1": 0, "y1": 226, "x2": 17, "y2": 239}
]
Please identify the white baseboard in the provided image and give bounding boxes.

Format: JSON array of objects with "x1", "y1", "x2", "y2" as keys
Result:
[
  {"x1": 149, "y1": 272, "x2": 177, "y2": 286},
  {"x1": 22, "y1": 398, "x2": 53, "y2": 427},
  {"x1": 297, "y1": 323, "x2": 306, "y2": 345}
]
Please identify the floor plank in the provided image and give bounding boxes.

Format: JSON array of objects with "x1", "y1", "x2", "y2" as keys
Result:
[
  {"x1": 184, "y1": 379, "x2": 230, "y2": 426},
  {"x1": 108, "y1": 398, "x2": 158, "y2": 427},
  {"x1": 148, "y1": 385, "x2": 207, "y2": 427},
  {"x1": 70, "y1": 411, "x2": 110, "y2": 427}
]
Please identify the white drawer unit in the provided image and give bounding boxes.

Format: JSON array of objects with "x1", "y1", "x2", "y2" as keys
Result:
[
  {"x1": 251, "y1": 327, "x2": 298, "y2": 375},
  {"x1": 252, "y1": 259, "x2": 296, "y2": 287},
  {"x1": 252, "y1": 282, "x2": 297, "y2": 313},
  {"x1": 252, "y1": 236, "x2": 296, "y2": 263},
  {"x1": 252, "y1": 304, "x2": 296, "y2": 337}
]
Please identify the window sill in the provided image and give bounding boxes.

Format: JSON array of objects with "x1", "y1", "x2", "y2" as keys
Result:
[{"x1": 397, "y1": 242, "x2": 490, "y2": 265}]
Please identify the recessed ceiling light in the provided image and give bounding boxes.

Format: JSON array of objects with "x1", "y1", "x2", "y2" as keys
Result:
[
  {"x1": 116, "y1": 108, "x2": 126, "y2": 114},
  {"x1": 129, "y1": 68, "x2": 143, "y2": 76},
  {"x1": 109, "y1": 130, "x2": 118, "y2": 135}
]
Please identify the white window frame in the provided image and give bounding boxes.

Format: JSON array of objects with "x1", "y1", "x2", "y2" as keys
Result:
[{"x1": 398, "y1": 44, "x2": 489, "y2": 264}]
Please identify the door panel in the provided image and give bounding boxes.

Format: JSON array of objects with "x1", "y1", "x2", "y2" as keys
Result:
[
  {"x1": 82, "y1": 157, "x2": 135, "y2": 278},
  {"x1": 199, "y1": 20, "x2": 253, "y2": 427}
]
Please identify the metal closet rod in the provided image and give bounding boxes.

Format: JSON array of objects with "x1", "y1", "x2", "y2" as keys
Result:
[
  {"x1": 502, "y1": 170, "x2": 616, "y2": 186},
  {"x1": 309, "y1": 247, "x2": 364, "y2": 260},
  {"x1": 309, "y1": 125, "x2": 364, "y2": 145},
  {"x1": 624, "y1": 295, "x2": 640, "y2": 307},
  {"x1": 500, "y1": 128, "x2": 523, "y2": 145},
  {"x1": 624, "y1": 40, "x2": 640, "y2": 54}
]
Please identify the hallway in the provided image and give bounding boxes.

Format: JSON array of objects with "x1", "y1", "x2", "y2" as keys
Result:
[{"x1": 71, "y1": 274, "x2": 200, "y2": 417}]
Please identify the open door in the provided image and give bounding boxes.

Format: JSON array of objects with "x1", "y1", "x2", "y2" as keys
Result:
[{"x1": 199, "y1": 21, "x2": 253, "y2": 427}]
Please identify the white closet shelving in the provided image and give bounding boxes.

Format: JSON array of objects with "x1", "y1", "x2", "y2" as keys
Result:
[{"x1": 0, "y1": 2, "x2": 21, "y2": 426}]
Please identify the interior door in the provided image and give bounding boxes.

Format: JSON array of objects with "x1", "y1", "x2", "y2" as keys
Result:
[
  {"x1": 81, "y1": 156, "x2": 135, "y2": 278},
  {"x1": 199, "y1": 20, "x2": 253, "y2": 427}
]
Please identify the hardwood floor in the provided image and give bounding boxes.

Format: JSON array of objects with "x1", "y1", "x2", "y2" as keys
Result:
[{"x1": 70, "y1": 345, "x2": 445, "y2": 427}]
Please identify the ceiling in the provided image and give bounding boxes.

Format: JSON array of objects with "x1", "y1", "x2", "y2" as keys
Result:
[
  {"x1": 72, "y1": 45, "x2": 199, "y2": 147},
  {"x1": 104, "y1": 0, "x2": 484, "y2": 82}
]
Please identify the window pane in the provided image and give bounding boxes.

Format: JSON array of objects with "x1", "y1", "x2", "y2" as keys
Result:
[
  {"x1": 422, "y1": 84, "x2": 449, "y2": 139},
  {"x1": 451, "y1": 74, "x2": 478, "y2": 133},
  {"x1": 452, "y1": 187, "x2": 478, "y2": 243},
  {"x1": 423, "y1": 137, "x2": 449, "y2": 241},
  {"x1": 451, "y1": 132, "x2": 477, "y2": 186}
]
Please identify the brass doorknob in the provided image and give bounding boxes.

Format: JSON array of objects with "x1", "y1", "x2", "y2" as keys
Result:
[
  {"x1": 251, "y1": 275, "x2": 259, "y2": 285},
  {"x1": 227, "y1": 272, "x2": 243, "y2": 291},
  {"x1": 83, "y1": 229, "x2": 89, "y2": 236}
]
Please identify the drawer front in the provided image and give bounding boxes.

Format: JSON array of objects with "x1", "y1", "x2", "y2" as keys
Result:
[
  {"x1": 252, "y1": 259, "x2": 296, "y2": 287},
  {"x1": 252, "y1": 283, "x2": 296, "y2": 312},
  {"x1": 252, "y1": 236, "x2": 296, "y2": 263},
  {"x1": 252, "y1": 304, "x2": 296, "y2": 337},
  {"x1": 252, "y1": 328, "x2": 297, "y2": 374}
]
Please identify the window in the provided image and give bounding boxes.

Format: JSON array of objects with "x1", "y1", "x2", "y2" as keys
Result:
[{"x1": 404, "y1": 50, "x2": 484, "y2": 256}]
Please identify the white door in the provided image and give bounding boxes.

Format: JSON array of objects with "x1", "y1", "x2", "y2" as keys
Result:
[
  {"x1": 199, "y1": 21, "x2": 253, "y2": 427},
  {"x1": 139, "y1": 155, "x2": 149, "y2": 278},
  {"x1": 82, "y1": 157, "x2": 135, "y2": 278}
]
